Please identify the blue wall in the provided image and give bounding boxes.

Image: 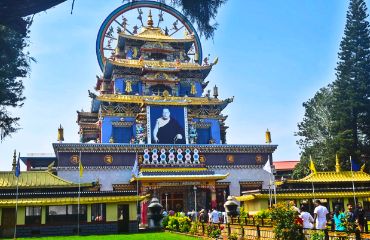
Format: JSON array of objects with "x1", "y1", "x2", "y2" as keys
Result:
[
  {"x1": 114, "y1": 78, "x2": 141, "y2": 94},
  {"x1": 193, "y1": 118, "x2": 221, "y2": 144},
  {"x1": 101, "y1": 116, "x2": 135, "y2": 143}
]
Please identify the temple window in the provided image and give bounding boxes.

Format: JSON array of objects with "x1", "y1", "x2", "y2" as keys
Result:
[
  {"x1": 25, "y1": 206, "x2": 42, "y2": 225},
  {"x1": 91, "y1": 203, "x2": 106, "y2": 222},
  {"x1": 46, "y1": 205, "x2": 87, "y2": 224}
]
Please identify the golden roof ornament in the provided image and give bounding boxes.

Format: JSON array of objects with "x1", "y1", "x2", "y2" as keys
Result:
[
  {"x1": 213, "y1": 85, "x2": 218, "y2": 98},
  {"x1": 12, "y1": 150, "x2": 16, "y2": 171},
  {"x1": 57, "y1": 124, "x2": 64, "y2": 143},
  {"x1": 190, "y1": 82, "x2": 197, "y2": 95},
  {"x1": 265, "y1": 129, "x2": 272, "y2": 144},
  {"x1": 125, "y1": 80, "x2": 132, "y2": 93},
  {"x1": 335, "y1": 154, "x2": 341, "y2": 172},
  {"x1": 147, "y1": 10, "x2": 154, "y2": 27}
]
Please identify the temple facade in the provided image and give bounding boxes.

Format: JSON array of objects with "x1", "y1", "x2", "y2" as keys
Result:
[
  {"x1": 238, "y1": 158, "x2": 370, "y2": 215},
  {"x1": 1, "y1": 1, "x2": 277, "y2": 237}
]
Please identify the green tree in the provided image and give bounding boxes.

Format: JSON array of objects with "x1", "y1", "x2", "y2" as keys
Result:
[
  {"x1": 170, "y1": 0, "x2": 227, "y2": 39},
  {"x1": 0, "y1": 19, "x2": 33, "y2": 141},
  {"x1": 331, "y1": 0, "x2": 370, "y2": 164},
  {"x1": 294, "y1": 87, "x2": 337, "y2": 179},
  {"x1": 294, "y1": 0, "x2": 370, "y2": 177}
]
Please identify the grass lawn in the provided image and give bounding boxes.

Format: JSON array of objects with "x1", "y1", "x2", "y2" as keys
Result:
[{"x1": 10, "y1": 232, "x2": 200, "y2": 240}]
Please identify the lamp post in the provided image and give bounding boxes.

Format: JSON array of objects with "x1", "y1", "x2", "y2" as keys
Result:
[
  {"x1": 193, "y1": 186, "x2": 197, "y2": 213},
  {"x1": 165, "y1": 193, "x2": 168, "y2": 211}
]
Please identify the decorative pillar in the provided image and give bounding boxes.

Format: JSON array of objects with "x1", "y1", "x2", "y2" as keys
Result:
[
  {"x1": 87, "y1": 204, "x2": 92, "y2": 222},
  {"x1": 41, "y1": 206, "x2": 46, "y2": 224},
  {"x1": 210, "y1": 184, "x2": 217, "y2": 209},
  {"x1": 140, "y1": 185, "x2": 149, "y2": 227}
]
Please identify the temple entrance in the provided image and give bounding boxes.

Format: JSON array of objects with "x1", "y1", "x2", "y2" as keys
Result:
[
  {"x1": 161, "y1": 192, "x2": 184, "y2": 212},
  {"x1": 1, "y1": 208, "x2": 16, "y2": 238},
  {"x1": 117, "y1": 204, "x2": 129, "y2": 233}
]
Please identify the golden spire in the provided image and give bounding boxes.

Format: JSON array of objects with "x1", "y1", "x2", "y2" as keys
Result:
[
  {"x1": 12, "y1": 150, "x2": 17, "y2": 171},
  {"x1": 147, "y1": 10, "x2": 154, "y2": 27},
  {"x1": 335, "y1": 154, "x2": 341, "y2": 172},
  {"x1": 265, "y1": 129, "x2": 271, "y2": 144},
  {"x1": 57, "y1": 124, "x2": 64, "y2": 142}
]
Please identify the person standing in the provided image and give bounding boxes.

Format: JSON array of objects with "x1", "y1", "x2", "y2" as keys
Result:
[
  {"x1": 354, "y1": 202, "x2": 365, "y2": 232},
  {"x1": 313, "y1": 200, "x2": 329, "y2": 229},
  {"x1": 346, "y1": 203, "x2": 355, "y2": 223},
  {"x1": 211, "y1": 209, "x2": 220, "y2": 224},
  {"x1": 333, "y1": 205, "x2": 346, "y2": 231},
  {"x1": 299, "y1": 205, "x2": 314, "y2": 229}
]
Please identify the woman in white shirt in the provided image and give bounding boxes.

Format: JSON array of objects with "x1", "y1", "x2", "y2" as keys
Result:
[{"x1": 299, "y1": 205, "x2": 314, "y2": 229}]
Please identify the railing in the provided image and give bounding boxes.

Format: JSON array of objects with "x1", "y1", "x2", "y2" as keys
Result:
[{"x1": 193, "y1": 217, "x2": 370, "y2": 240}]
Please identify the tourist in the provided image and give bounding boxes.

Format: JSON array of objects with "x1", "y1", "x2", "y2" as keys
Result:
[
  {"x1": 290, "y1": 201, "x2": 300, "y2": 213},
  {"x1": 333, "y1": 205, "x2": 345, "y2": 231},
  {"x1": 162, "y1": 210, "x2": 168, "y2": 218},
  {"x1": 346, "y1": 203, "x2": 355, "y2": 223},
  {"x1": 199, "y1": 209, "x2": 208, "y2": 223},
  {"x1": 313, "y1": 199, "x2": 329, "y2": 229},
  {"x1": 299, "y1": 205, "x2": 314, "y2": 229},
  {"x1": 354, "y1": 202, "x2": 365, "y2": 232},
  {"x1": 211, "y1": 208, "x2": 220, "y2": 224},
  {"x1": 208, "y1": 209, "x2": 212, "y2": 222}
]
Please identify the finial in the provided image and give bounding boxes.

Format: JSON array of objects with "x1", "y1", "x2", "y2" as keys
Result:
[
  {"x1": 213, "y1": 85, "x2": 219, "y2": 98},
  {"x1": 265, "y1": 129, "x2": 272, "y2": 144},
  {"x1": 147, "y1": 10, "x2": 154, "y2": 27},
  {"x1": 12, "y1": 150, "x2": 17, "y2": 171},
  {"x1": 57, "y1": 124, "x2": 64, "y2": 143},
  {"x1": 335, "y1": 154, "x2": 341, "y2": 172}
]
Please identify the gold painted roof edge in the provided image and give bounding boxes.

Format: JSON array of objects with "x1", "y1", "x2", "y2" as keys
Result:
[
  {"x1": 0, "y1": 195, "x2": 147, "y2": 206},
  {"x1": 97, "y1": 94, "x2": 231, "y2": 106},
  {"x1": 236, "y1": 190, "x2": 370, "y2": 201}
]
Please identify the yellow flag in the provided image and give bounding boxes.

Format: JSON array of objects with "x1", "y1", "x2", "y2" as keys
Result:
[
  {"x1": 79, "y1": 159, "x2": 84, "y2": 178},
  {"x1": 361, "y1": 164, "x2": 366, "y2": 172},
  {"x1": 309, "y1": 155, "x2": 317, "y2": 174}
]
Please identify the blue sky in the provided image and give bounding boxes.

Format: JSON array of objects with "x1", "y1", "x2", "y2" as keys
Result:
[{"x1": 0, "y1": 0, "x2": 360, "y2": 170}]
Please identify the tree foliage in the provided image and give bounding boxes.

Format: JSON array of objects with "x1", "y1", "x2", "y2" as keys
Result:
[
  {"x1": 0, "y1": 19, "x2": 33, "y2": 141},
  {"x1": 294, "y1": 0, "x2": 370, "y2": 177},
  {"x1": 170, "y1": 0, "x2": 227, "y2": 39}
]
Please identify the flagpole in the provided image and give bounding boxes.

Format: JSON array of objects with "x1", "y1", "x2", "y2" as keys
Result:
[
  {"x1": 136, "y1": 153, "x2": 139, "y2": 216},
  {"x1": 14, "y1": 177, "x2": 19, "y2": 239},
  {"x1": 350, "y1": 156, "x2": 357, "y2": 205},
  {"x1": 78, "y1": 151, "x2": 81, "y2": 236}
]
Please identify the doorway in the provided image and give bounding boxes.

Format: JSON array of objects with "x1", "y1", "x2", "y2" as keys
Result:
[
  {"x1": 117, "y1": 204, "x2": 129, "y2": 233},
  {"x1": 1, "y1": 208, "x2": 16, "y2": 238},
  {"x1": 161, "y1": 192, "x2": 184, "y2": 212}
]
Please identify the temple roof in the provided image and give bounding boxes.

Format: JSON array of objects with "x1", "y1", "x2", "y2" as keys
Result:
[
  {"x1": 274, "y1": 160, "x2": 299, "y2": 171},
  {"x1": 110, "y1": 58, "x2": 212, "y2": 70},
  {"x1": 96, "y1": 94, "x2": 233, "y2": 107},
  {"x1": 0, "y1": 195, "x2": 146, "y2": 207},
  {"x1": 119, "y1": 27, "x2": 194, "y2": 43},
  {"x1": 52, "y1": 143, "x2": 278, "y2": 154},
  {"x1": 0, "y1": 171, "x2": 92, "y2": 189},
  {"x1": 236, "y1": 190, "x2": 370, "y2": 202},
  {"x1": 287, "y1": 171, "x2": 370, "y2": 183},
  {"x1": 131, "y1": 171, "x2": 229, "y2": 182}
]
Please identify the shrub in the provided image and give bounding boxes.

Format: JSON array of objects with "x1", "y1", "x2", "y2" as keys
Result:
[
  {"x1": 269, "y1": 202, "x2": 304, "y2": 240},
  {"x1": 206, "y1": 224, "x2": 223, "y2": 238},
  {"x1": 228, "y1": 232, "x2": 238, "y2": 240},
  {"x1": 189, "y1": 221, "x2": 200, "y2": 235},
  {"x1": 162, "y1": 215, "x2": 169, "y2": 228},
  {"x1": 166, "y1": 216, "x2": 191, "y2": 233}
]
